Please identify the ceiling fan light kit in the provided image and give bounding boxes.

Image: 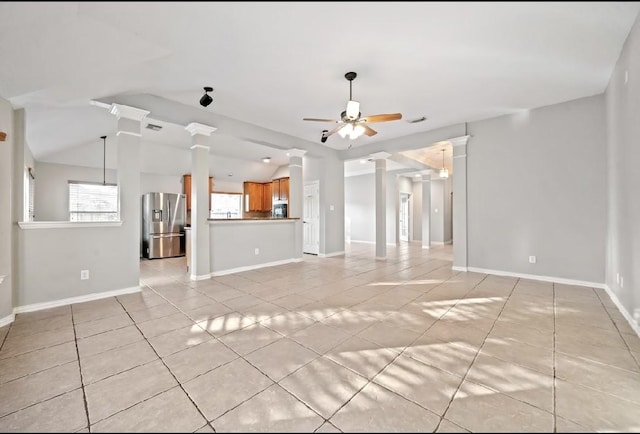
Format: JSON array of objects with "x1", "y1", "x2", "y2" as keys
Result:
[{"x1": 303, "y1": 71, "x2": 402, "y2": 143}]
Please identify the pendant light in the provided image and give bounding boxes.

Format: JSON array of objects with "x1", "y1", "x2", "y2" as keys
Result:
[
  {"x1": 100, "y1": 135, "x2": 107, "y2": 185},
  {"x1": 439, "y1": 148, "x2": 449, "y2": 179}
]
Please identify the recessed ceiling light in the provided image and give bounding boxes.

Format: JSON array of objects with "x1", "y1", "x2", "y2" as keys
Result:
[
  {"x1": 359, "y1": 159, "x2": 366, "y2": 164},
  {"x1": 262, "y1": 157, "x2": 271, "y2": 163}
]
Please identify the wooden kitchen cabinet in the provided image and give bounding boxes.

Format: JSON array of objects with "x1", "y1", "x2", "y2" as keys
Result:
[
  {"x1": 272, "y1": 177, "x2": 290, "y2": 202},
  {"x1": 183, "y1": 174, "x2": 214, "y2": 211},
  {"x1": 244, "y1": 181, "x2": 273, "y2": 212}
]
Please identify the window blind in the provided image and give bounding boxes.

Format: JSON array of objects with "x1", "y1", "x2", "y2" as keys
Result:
[{"x1": 68, "y1": 181, "x2": 118, "y2": 222}]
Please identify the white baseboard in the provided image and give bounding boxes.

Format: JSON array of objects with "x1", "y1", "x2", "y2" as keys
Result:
[
  {"x1": 347, "y1": 240, "x2": 397, "y2": 246},
  {"x1": 604, "y1": 285, "x2": 640, "y2": 338},
  {"x1": 212, "y1": 258, "x2": 300, "y2": 277},
  {"x1": 14, "y1": 286, "x2": 141, "y2": 314},
  {"x1": 190, "y1": 273, "x2": 212, "y2": 281},
  {"x1": 0, "y1": 313, "x2": 15, "y2": 327},
  {"x1": 466, "y1": 267, "x2": 605, "y2": 289},
  {"x1": 319, "y1": 251, "x2": 345, "y2": 258},
  {"x1": 452, "y1": 266, "x2": 468, "y2": 272},
  {"x1": 431, "y1": 241, "x2": 445, "y2": 245}
]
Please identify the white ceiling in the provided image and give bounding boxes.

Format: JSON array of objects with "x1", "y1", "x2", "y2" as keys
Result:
[{"x1": 2, "y1": 2, "x2": 638, "y2": 164}]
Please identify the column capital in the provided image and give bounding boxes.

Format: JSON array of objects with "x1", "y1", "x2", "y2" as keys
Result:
[
  {"x1": 449, "y1": 135, "x2": 470, "y2": 148},
  {"x1": 286, "y1": 148, "x2": 307, "y2": 158},
  {"x1": 109, "y1": 104, "x2": 150, "y2": 121},
  {"x1": 185, "y1": 123, "x2": 217, "y2": 137},
  {"x1": 369, "y1": 151, "x2": 391, "y2": 160}
]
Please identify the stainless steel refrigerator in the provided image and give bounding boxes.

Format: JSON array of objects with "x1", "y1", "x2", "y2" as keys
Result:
[{"x1": 141, "y1": 192, "x2": 186, "y2": 259}]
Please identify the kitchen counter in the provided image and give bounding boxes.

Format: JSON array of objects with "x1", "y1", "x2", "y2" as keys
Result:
[{"x1": 208, "y1": 218, "x2": 299, "y2": 222}]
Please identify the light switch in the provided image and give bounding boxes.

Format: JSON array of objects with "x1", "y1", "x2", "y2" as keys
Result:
[{"x1": 330, "y1": 205, "x2": 335, "y2": 211}]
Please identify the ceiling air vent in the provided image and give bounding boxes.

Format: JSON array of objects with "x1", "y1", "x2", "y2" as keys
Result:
[
  {"x1": 407, "y1": 116, "x2": 427, "y2": 124},
  {"x1": 146, "y1": 123, "x2": 163, "y2": 131}
]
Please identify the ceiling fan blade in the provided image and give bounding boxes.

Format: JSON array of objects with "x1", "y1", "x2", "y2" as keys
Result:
[
  {"x1": 303, "y1": 118, "x2": 340, "y2": 123},
  {"x1": 362, "y1": 124, "x2": 377, "y2": 137},
  {"x1": 325, "y1": 123, "x2": 347, "y2": 137},
  {"x1": 360, "y1": 113, "x2": 403, "y2": 123}
]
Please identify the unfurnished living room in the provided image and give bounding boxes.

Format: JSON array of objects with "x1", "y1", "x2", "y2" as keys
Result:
[{"x1": 1, "y1": 2, "x2": 639, "y2": 433}]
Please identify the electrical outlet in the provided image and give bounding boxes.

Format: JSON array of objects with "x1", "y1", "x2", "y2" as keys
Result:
[
  {"x1": 254, "y1": 248, "x2": 259, "y2": 255},
  {"x1": 529, "y1": 256, "x2": 536, "y2": 264},
  {"x1": 616, "y1": 273, "x2": 620, "y2": 284},
  {"x1": 80, "y1": 270, "x2": 90, "y2": 280},
  {"x1": 621, "y1": 277, "x2": 624, "y2": 288}
]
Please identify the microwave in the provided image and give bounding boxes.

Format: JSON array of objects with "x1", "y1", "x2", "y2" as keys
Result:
[{"x1": 272, "y1": 203, "x2": 287, "y2": 218}]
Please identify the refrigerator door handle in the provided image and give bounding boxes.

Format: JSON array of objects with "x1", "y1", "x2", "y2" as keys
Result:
[{"x1": 152, "y1": 233, "x2": 185, "y2": 239}]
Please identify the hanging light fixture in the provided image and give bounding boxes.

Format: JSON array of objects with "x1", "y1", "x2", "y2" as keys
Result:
[
  {"x1": 100, "y1": 135, "x2": 107, "y2": 185},
  {"x1": 439, "y1": 148, "x2": 449, "y2": 179}
]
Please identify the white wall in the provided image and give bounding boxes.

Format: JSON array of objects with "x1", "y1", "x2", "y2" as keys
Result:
[
  {"x1": 271, "y1": 165, "x2": 290, "y2": 179},
  {"x1": 0, "y1": 98, "x2": 14, "y2": 319},
  {"x1": 467, "y1": 94, "x2": 607, "y2": 283},
  {"x1": 443, "y1": 175, "x2": 453, "y2": 243},
  {"x1": 430, "y1": 179, "x2": 445, "y2": 243},
  {"x1": 412, "y1": 181, "x2": 422, "y2": 242},
  {"x1": 397, "y1": 176, "x2": 413, "y2": 242},
  {"x1": 605, "y1": 13, "x2": 640, "y2": 326},
  {"x1": 211, "y1": 180, "x2": 243, "y2": 194},
  {"x1": 344, "y1": 173, "x2": 375, "y2": 243}
]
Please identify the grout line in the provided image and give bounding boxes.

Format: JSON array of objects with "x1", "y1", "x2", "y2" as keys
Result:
[
  {"x1": 434, "y1": 275, "x2": 518, "y2": 432},
  {"x1": 552, "y1": 282, "x2": 557, "y2": 433},
  {"x1": 112, "y1": 296, "x2": 214, "y2": 430},
  {"x1": 0, "y1": 321, "x2": 14, "y2": 353},
  {"x1": 70, "y1": 304, "x2": 92, "y2": 433}
]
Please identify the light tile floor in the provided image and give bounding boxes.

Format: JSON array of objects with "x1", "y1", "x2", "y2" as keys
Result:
[{"x1": 1, "y1": 243, "x2": 640, "y2": 432}]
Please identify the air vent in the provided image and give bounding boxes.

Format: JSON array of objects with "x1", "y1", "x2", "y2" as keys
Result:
[
  {"x1": 146, "y1": 123, "x2": 163, "y2": 131},
  {"x1": 408, "y1": 116, "x2": 427, "y2": 124}
]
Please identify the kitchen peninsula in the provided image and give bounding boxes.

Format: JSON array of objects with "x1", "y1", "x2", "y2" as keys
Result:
[{"x1": 207, "y1": 217, "x2": 300, "y2": 275}]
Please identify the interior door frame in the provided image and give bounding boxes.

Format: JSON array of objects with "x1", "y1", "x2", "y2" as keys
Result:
[{"x1": 303, "y1": 180, "x2": 320, "y2": 255}]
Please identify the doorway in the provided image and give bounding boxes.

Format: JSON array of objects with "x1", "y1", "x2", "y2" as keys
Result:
[
  {"x1": 303, "y1": 181, "x2": 320, "y2": 255},
  {"x1": 400, "y1": 193, "x2": 410, "y2": 242}
]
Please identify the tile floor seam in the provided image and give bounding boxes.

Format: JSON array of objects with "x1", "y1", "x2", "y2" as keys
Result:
[
  {"x1": 552, "y1": 282, "x2": 558, "y2": 434},
  {"x1": 436, "y1": 275, "x2": 519, "y2": 432},
  {"x1": 109, "y1": 297, "x2": 212, "y2": 428},
  {"x1": 0, "y1": 336, "x2": 76, "y2": 362},
  {"x1": 0, "y1": 385, "x2": 85, "y2": 422},
  {"x1": 593, "y1": 286, "x2": 640, "y2": 372},
  {"x1": 68, "y1": 304, "x2": 90, "y2": 432}
]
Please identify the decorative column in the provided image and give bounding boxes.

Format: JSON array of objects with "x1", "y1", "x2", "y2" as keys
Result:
[
  {"x1": 110, "y1": 104, "x2": 149, "y2": 284},
  {"x1": 421, "y1": 170, "x2": 432, "y2": 249},
  {"x1": 450, "y1": 135, "x2": 470, "y2": 271},
  {"x1": 370, "y1": 152, "x2": 391, "y2": 260},
  {"x1": 185, "y1": 123, "x2": 217, "y2": 280},
  {"x1": 288, "y1": 148, "x2": 306, "y2": 260}
]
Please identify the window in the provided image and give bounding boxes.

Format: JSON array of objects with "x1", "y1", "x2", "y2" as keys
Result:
[
  {"x1": 68, "y1": 181, "x2": 119, "y2": 222},
  {"x1": 210, "y1": 193, "x2": 242, "y2": 219}
]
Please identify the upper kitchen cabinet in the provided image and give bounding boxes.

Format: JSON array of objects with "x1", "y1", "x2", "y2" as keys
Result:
[
  {"x1": 244, "y1": 181, "x2": 272, "y2": 212},
  {"x1": 183, "y1": 174, "x2": 214, "y2": 211},
  {"x1": 272, "y1": 177, "x2": 289, "y2": 202}
]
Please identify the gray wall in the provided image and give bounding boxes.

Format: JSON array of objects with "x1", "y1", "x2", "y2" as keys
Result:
[
  {"x1": 0, "y1": 98, "x2": 14, "y2": 319},
  {"x1": 345, "y1": 173, "x2": 375, "y2": 243},
  {"x1": 17, "y1": 225, "x2": 138, "y2": 306},
  {"x1": 467, "y1": 94, "x2": 607, "y2": 283},
  {"x1": 605, "y1": 13, "x2": 640, "y2": 324},
  {"x1": 210, "y1": 221, "x2": 296, "y2": 274},
  {"x1": 34, "y1": 162, "x2": 182, "y2": 221}
]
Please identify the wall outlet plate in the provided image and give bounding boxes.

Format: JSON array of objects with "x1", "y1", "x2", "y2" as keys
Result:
[
  {"x1": 254, "y1": 248, "x2": 259, "y2": 255},
  {"x1": 529, "y1": 256, "x2": 536, "y2": 264},
  {"x1": 80, "y1": 270, "x2": 90, "y2": 280}
]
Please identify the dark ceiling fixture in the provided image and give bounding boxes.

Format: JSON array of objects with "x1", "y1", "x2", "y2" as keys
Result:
[
  {"x1": 100, "y1": 135, "x2": 107, "y2": 185},
  {"x1": 408, "y1": 116, "x2": 427, "y2": 124},
  {"x1": 200, "y1": 87, "x2": 214, "y2": 107},
  {"x1": 303, "y1": 71, "x2": 402, "y2": 142}
]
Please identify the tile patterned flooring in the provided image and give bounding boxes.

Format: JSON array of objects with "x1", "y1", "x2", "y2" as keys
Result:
[{"x1": 1, "y1": 243, "x2": 640, "y2": 432}]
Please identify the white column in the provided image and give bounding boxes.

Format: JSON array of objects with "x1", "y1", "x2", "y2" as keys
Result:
[
  {"x1": 110, "y1": 104, "x2": 149, "y2": 285},
  {"x1": 450, "y1": 135, "x2": 470, "y2": 270},
  {"x1": 421, "y1": 170, "x2": 432, "y2": 249},
  {"x1": 288, "y1": 148, "x2": 306, "y2": 260},
  {"x1": 185, "y1": 123, "x2": 217, "y2": 280},
  {"x1": 371, "y1": 152, "x2": 391, "y2": 260}
]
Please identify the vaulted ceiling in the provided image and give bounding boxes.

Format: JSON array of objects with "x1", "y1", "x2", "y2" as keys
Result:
[{"x1": 1, "y1": 2, "x2": 638, "y2": 167}]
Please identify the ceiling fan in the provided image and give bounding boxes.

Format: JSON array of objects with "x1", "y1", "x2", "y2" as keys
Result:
[{"x1": 303, "y1": 72, "x2": 402, "y2": 143}]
